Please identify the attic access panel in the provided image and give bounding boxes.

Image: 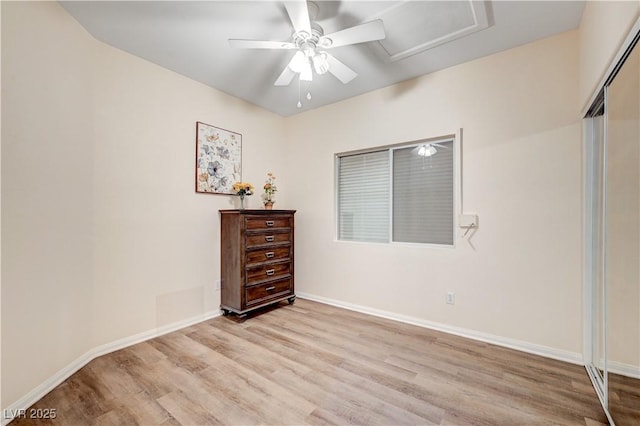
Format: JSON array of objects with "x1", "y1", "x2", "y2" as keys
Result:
[{"x1": 370, "y1": 0, "x2": 491, "y2": 62}]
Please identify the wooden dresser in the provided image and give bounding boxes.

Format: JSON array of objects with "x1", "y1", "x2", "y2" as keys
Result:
[{"x1": 219, "y1": 209, "x2": 296, "y2": 316}]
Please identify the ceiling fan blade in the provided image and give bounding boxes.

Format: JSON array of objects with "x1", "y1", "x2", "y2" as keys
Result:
[
  {"x1": 325, "y1": 54, "x2": 357, "y2": 84},
  {"x1": 284, "y1": 1, "x2": 311, "y2": 35},
  {"x1": 320, "y1": 20, "x2": 385, "y2": 49},
  {"x1": 274, "y1": 64, "x2": 297, "y2": 86},
  {"x1": 228, "y1": 39, "x2": 295, "y2": 49}
]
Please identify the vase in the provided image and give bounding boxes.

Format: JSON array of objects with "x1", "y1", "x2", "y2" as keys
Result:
[
  {"x1": 265, "y1": 201, "x2": 274, "y2": 210},
  {"x1": 239, "y1": 194, "x2": 245, "y2": 210}
]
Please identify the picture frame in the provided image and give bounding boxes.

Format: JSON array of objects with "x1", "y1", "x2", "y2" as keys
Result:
[{"x1": 195, "y1": 121, "x2": 242, "y2": 194}]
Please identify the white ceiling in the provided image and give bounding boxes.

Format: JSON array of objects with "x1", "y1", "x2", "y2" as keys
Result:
[{"x1": 60, "y1": 1, "x2": 585, "y2": 117}]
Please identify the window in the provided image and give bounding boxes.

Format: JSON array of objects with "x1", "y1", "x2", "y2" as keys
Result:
[
  {"x1": 336, "y1": 136, "x2": 456, "y2": 245},
  {"x1": 337, "y1": 150, "x2": 390, "y2": 243}
]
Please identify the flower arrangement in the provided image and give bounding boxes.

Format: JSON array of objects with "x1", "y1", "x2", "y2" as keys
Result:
[
  {"x1": 232, "y1": 181, "x2": 254, "y2": 197},
  {"x1": 262, "y1": 173, "x2": 277, "y2": 207},
  {"x1": 233, "y1": 181, "x2": 254, "y2": 209}
]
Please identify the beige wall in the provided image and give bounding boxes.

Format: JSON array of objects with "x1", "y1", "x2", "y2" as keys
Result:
[
  {"x1": 1, "y1": 1, "x2": 287, "y2": 409},
  {"x1": 89, "y1": 37, "x2": 287, "y2": 347},
  {"x1": 579, "y1": 0, "x2": 640, "y2": 111},
  {"x1": 2, "y1": 0, "x2": 96, "y2": 409},
  {"x1": 285, "y1": 30, "x2": 583, "y2": 354}
]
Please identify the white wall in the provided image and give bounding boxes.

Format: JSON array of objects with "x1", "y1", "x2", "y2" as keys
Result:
[
  {"x1": 285, "y1": 30, "x2": 583, "y2": 355},
  {"x1": 1, "y1": 1, "x2": 287, "y2": 409}
]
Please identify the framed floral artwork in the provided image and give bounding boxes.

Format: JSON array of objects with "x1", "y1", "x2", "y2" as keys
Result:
[{"x1": 195, "y1": 121, "x2": 242, "y2": 194}]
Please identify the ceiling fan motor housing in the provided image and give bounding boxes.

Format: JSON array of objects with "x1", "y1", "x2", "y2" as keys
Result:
[{"x1": 294, "y1": 22, "x2": 330, "y2": 51}]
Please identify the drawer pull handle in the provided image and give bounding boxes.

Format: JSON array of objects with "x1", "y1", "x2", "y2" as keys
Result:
[
  {"x1": 265, "y1": 236, "x2": 275, "y2": 242},
  {"x1": 265, "y1": 252, "x2": 275, "y2": 259},
  {"x1": 265, "y1": 286, "x2": 276, "y2": 291},
  {"x1": 266, "y1": 269, "x2": 275, "y2": 276},
  {"x1": 266, "y1": 221, "x2": 275, "y2": 227}
]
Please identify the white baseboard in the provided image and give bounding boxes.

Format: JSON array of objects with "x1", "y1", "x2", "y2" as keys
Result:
[
  {"x1": 296, "y1": 292, "x2": 584, "y2": 366},
  {"x1": 1, "y1": 310, "x2": 221, "y2": 426},
  {"x1": 608, "y1": 360, "x2": 640, "y2": 379}
]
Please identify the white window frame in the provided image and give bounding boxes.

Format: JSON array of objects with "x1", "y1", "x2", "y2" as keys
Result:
[{"x1": 334, "y1": 130, "x2": 462, "y2": 248}]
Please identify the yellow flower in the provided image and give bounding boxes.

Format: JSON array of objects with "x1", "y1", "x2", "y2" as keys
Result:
[{"x1": 233, "y1": 181, "x2": 254, "y2": 195}]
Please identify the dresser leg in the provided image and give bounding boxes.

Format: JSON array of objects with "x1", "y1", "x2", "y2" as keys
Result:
[{"x1": 288, "y1": 296, "x2": 296, "y2": 305}]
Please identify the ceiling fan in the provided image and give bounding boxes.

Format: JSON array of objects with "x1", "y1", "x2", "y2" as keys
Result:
[
  {"x1": 228, "y1": 1, "x2": 386, "y2": 87},
  {"x1": 413, "y1": 142, "x2": 451, "y2": 157}
]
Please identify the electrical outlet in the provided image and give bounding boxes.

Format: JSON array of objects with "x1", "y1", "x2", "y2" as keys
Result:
[
  {"x1": 446, "y1": 292, "x2": 455, "y2": 305},
  {"x1": 215, "y1": 280, "x2": 221, "y2": 291}
]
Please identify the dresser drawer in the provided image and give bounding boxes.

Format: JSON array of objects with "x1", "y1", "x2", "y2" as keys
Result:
[
  {"x1": 245, "y1": 278, "x2": 292, "y2": 306},
  {"x1": 245, "y1": 216, "x2": 291, "y2": 231},
  {"x1": 245, "y1": 231, "x2": 291, "y2": 248},
  {"x1": 246, "y1": 261, "x2": 291, "y2": 285},
  {"x1": 246, "y1": 246, "x2": 291, "y2": 265}
]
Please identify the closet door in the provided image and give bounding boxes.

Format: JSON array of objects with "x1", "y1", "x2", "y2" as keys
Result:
[
  {"x1": 587, "y1": 109, "x2": 606, "y2": 396},
  {"x1": 605, "y1": 37, "x2": 640, "y2": 426}
]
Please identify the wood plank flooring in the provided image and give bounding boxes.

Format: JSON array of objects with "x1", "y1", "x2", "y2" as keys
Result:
[
  {"x1": 12, "y1": 299, "x2": 612, "y2": 425},
  {"x1": 609, "y1": 372, "x2": 640, "y2": 425}
]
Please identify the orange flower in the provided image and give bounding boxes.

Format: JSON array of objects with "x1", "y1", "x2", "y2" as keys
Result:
[{"x1": 262, "y1": 173, "x2": 277, "y2": 203}]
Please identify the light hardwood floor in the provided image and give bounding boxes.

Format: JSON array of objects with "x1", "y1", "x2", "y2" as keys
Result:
[{"x1": 13, "y1": 299, "x2": 612, "y2": 425}]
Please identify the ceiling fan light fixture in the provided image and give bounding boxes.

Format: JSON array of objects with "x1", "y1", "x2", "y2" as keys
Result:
[
  {"x1": 312, "y1": 52, "x2": 329, "y2": 75},
  {"x1": 288, "y1": 50, "x2": 306, "y2": 73},
  {"x1": 301, "y1": 42, "x2": 315, "y2": 58},
  {"x1": 418, "y1": 144, "x2": 437, "y2": 157},
  {"x1": 300, "y1": 60, "x2": 313, "y2": 81}
]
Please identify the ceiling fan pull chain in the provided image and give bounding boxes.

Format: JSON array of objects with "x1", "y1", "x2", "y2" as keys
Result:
[{"x1": 297, "y1": 75, "x2": 302, "y2": 108}]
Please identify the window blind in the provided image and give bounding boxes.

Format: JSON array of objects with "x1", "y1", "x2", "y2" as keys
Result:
[
  {"x1": 392, "y1": 141, "x2": 454, "y2": 244},
  {"x1": 337, "y1": 151, "x2": 390, "y2": 243}
]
